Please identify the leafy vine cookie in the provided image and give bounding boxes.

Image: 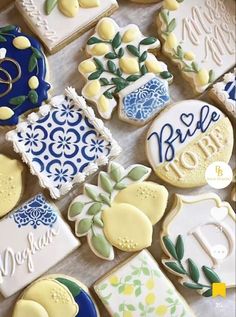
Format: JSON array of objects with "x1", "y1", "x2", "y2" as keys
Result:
[
  {"x1": 79, "y1": 17, "x2": 172, "y2": 125},
  {"x1": 6, "y1": 88, "x2": 121, "y2": 199},
  {"x1": 13, "y1": 274, "x2": 100, "y2": 317},
  {"x1": 146, "y1": 100, "x2": 234, "y2": 188},
  {"x1": 94, "y1": 250, "x2": 195, "y2": 317},
  {"x1": 161, "y1": 193, "x2": 236, "y2": 297},
  {"x1": 157, "y1": 0, "x2": 236, "y2": 94},
  {"x1": 0, "y1": 154, "x2": 24, "y2": 217},
  {"x1": 68, "y1": 162, "x2": 168, "y2": 260},
  {"x1": 15, "y1": 0, "x2": 118, "y2": 54},
  {"x1": 0, "y1": 25, "x2": 50, "y2": 126}
]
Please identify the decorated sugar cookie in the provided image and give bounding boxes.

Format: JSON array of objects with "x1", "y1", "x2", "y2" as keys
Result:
[
  {"x1": 210, "y1": 68, "x2": 236, "y2": 121},
  {"x1": 94, "y1": 250, "x2": 195, "y2": 317},
  {"x1": 6, "y1": 88, "x2": 121, "y2": 199},
  {"x1": 231, "y1": 169, "x2": 236, "y2": 202},
  {"x1": 161, "y1": 193, "x2": 236, "y2": 297},
  {"x1": 68, "y1": 162, "x2": 168, "y2": 260},
  {"x1": 146, "y1": 100, "x2": 234, "y2": 188},
  {"x1": 13, "y1": 274, "x2": 100, "y2": 317},
  {"x1": 15, "y1": 0, "x2": 118, "y2": 54},
  {"x1": 129, "y1": 0, "x2": 160, "y2": 3},
  {"x1": 0, "y1": 194, "x2": 79, "y2": 297},
  {"x1": 157, "y1": 0, "x2": 236, "y2": 93},
  {"x1": 79, "y1": 17, "x2": 172, "y2": 125},
  {"x1": 0, "y1": 25, "x2": 50, "y2": 126},
  {"x1": 0, "y1": 154, "x2": 24, "y2": 217}
]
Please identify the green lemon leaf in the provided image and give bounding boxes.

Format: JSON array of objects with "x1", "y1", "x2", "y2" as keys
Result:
[
  {"x1": 139, "y1": 51, "x2": 148, "y2": 63},
  {"x1": 85, "y1": 185, "x2": 98, "y2": 201},
  {"x1": 163, "y1": 236, "x2": 178, "y2": 260},
  {"x1": 139, "y1": 37, "x2": 157, "y2": 45},
  {"x1": 209, "y1": 70, "x2": 215, "y2": 83},
  {"x1": 93, "y1": 57, "x2": 104, "y2": 70},
  {"x1": 202, "y1": 266, "x2": 221, "y2": 283},
  {"x1": 76, "y1": 218, "x2": 92, "y2": 235},
  {"x1": 100, "y1": 78, "x2": 110, "y2": 86},
  {"x1": 160, "y1": 71, "x2": 172, "y2": 79},
  {"x1": 99, "y1": 193, "x2": 111, "y2": 206},
  {"x1": 0, "y1": 35, "x2": 7, "y2": 42},
  {"x1": 69, "y1": 202, "x2": 84, "y2": 218},
  {"x1": 202, "y1": 289, "x2": 213, "y2": 297},
  {"x1": 183, "y1": 282, "x2": 203, "y2": 290},
  {"x1": 100, "y1": 172, "x2": 113, "y2": 193},
  {"x1": 105, "y1": 52, "x2": 117, "y2": 59},
  {"x1": 9, "y1": 96, "x2": 26, "y2": 106},
  {"x1": 175, "y1": 235, "x2": 184, "y2": 260},
  {"x1": 118, "y1": 47, "x2": 124, "y2": 58},
  {"x1": 45, "y1": 0, "x2": 57, "y2": 15},
  {"x1": 31, "y1": 47, "x2": 43, "y2": 59},
  {"x1": 93, "y1": 216, "x2": 104, "y2": 228},
  {"x1": 167, "y1": 19, "x2": 177, "y2": 33},
  {"x1": 107, "y1": 60, "x2": 117, "y2": 73},
  {"x1": 177, "y1": 45, "x2": 184, "y2": 59},
  {"x1": 127, "y1": 305, "x2": 135, "y2": 311},
  {"x1": 87, "y1": 37, "x2": 103, "y2": 45},
  {"x1": 0, "y1": 25, "x2": 15, "y2": 33},
  {"x1": 114, "y1": 182, "x2": 126, "y2": 190},
  {"x1": 87, "y1": 202, "x2": 102, "y2": 215},
  {"x1": 109, "y1": 162, "x2": 122, "y2": 182},
  {"x1": 112, "y1": 32, "x2": 121, "y2": 49},
  {"x1": 28, "y1": 90, "x2": 38, "y2": 104},
  {"x1": 56, "y1": 278, "x2": 81, "y2": 297},
  {"x1": 91, "y1": 234, "x2": 112, "y2": 259},
  {"x1": 28, "y1": 55, "x2": 38, "y2": 72},
  {"x1": 188, "y1": 259, "x2": 200, "y2": 283},
  {"x1": 88, "y1": 70, "x2": 103, "y2": 80},
  {"x1": 103, "y1": 91, "x2": 114, "y2": 99},
  {"x1": 165, "y1": 262, "x2": 186, "y2": 274},
  {"x1": 126, "y1": 75, "x2": 141, "y2": 82},
  {"x1": 140, "y1": 65, "x2": 148, "y2": 75},
  {"x1": 127, "y1": 166, "x2": 149, "y2": 181},
  {"x1": 127, "y1": 45, "x2": 140, "y2": 57},
  {"x1": 160, "y1": 10, "x2": 169, "y2": 25}
]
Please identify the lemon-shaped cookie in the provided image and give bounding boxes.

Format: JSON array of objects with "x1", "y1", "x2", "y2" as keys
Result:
[
  {"x1": 114, "y1": 182, "x2": 168, "y2": 225},
  {"x1": 102, "y1": 203, "x2": 153, "y2": 252},
  {"x1": 12, "y1": 299, "x2": 49, "y2": 317}
]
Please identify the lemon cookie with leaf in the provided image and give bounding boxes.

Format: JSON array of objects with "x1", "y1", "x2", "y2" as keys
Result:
[
  {"x1": 79, "y1": 17, "x2": 172, "y2": 125},
  {"x1": 68, "y1": 162, "x2": 168, "y2": 260}
]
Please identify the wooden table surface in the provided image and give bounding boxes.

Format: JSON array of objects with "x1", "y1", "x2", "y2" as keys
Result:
[{"x1": 0, "y1": 1, "x2": 235, "y2": 317}]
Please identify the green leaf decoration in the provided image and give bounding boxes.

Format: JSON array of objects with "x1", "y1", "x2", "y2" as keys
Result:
[
  {"x1": 177, "y1": 45, "x2": 184, "y2": 59},
  {"x1": 202, "y1": 266, "x2": 221, "y2": 283},
  {"x1": 85, "y1": 185, "x2": 98, "y2": 201},
  {"x1": 91, "y1": 234, "x2": 112, "y2": 259},
  {"x1": 76, "y1": 218, "x2": 92, "y2": 235},
  {"x1": 116, "y1": 68, "x2": 123, "y2": 77},
  {"x1": 202, "y1": 289, "x2": 213, "y2": 297},
  {"x1": 87, "y1": 37, "x2": 103, "y2": 45},
  {"x1": 112, "y1": 77, "x2": 127, "y2": 86},
  {"x1": 99, "y1": 193, "x2": 111, "y2": 206},
  {"x1": 165, "y1": 262, "x2": 186, "y2": 275},
  {"x1": 209, "y1": 69, "x2": 215, "y2": 83},
  {"x1": 56, "y1": 277, "x2": 81, "y2": 297},
  {"x1": 9, "y1": 96, "x2": 26, "y2": 106},
  {"x1": 139, "y1": 37, "x2": 157, "y2": 45},
  {"x1": 112, "y1": 32, "x2": 121, "y2": 49},
  {"x1": 103, "y1": 91, "x2": 113, "y2": 99},
  {"x1": 135, "y1": 287, "x2": 141, "y2": 296},
  {"x1": 127, "y1": 166, "x2": 149, "y2": 181},
  {"x1": 140, "y1": 65, "x2": 148, "y2": 76},
  {"x1": 69, "y1": 202, "x2": 84, "y2": 217},
  {"x1": 87, "y1": 202, "x2": 102, "y2": 215},
  {"x1": 160, "y1": 10, "x2": 169, "y2": 25},
  {"x1": 31, "y1": 47, "x2": 42, "y2": 59},
  {"x1": 100, "y1": 172, "x2": 113, "y2": 193},
  {"x1": 175, "y1": 235, "x2": 184, "y2": 260},
  {"x1": 142, "y1": 267, "x2": 150, "y2": 275},
  {"x1": 28, "y1": 55, "x2": 38, "y2": 72},
  {"x1": 127, "y1": 305, "x2": 135, "y2": 311},
  {"x1": 119, "y1": 303, "x2": 125, "y2": 311},
  {"x1": 188, "y1": 259, "x2": 200, "y2": 283},
  {"x1": 167, "y1": 19, "x2": 177, "y2": 33},
  {"x1": 105, "y1": 52, "x2": 117, "y2": 59},
  {"x1": 114, "y1": 182, "x2": 126, "y2": 190},
  {"x1": 0, "y1": 35, "x2": 7, "y2": 42},
  {"x1": 191, "y1": 61, "x2": 199, "y2": 72},
  {"x1": 126, "y1": 75, "x2": 141, "y2": 82},
  {"x1": 163, "y1": 236, "x2": 178, "y2": 260},
  {"x1": 0, "y1": 25, "x2": 15, "y2": 33},
  {"x1": 107, "y1": 60, "x2": 117, "y2": 73},
  {"x1": 125, "y1": 275, "x2": 132, "y2": 282},
  {"x1": 166, "y1": 297, "x2": 174, "y2": 303},
  {"x1": 127, "y1": 45, "x2": 140, "y2": 57},
  {"x1": 139, "y1": 51, "x2": 147, "y2": 63},
  {"x1": 183, "y1": 282, "x2": 203, "y2": 290},
  {"x1": 45, "y1": 0, "x2": 58, "y2": 15},
  {"x1": 88, "y1": 70, "x2": 103, "y2": 80},
  {"x1": 118, "y1": 47, "x2": 124, "y2": 58},
  {"x1": 160, "y1": 71, "x2": 172, "y2": 79},
  {"x1": 171, "y1": 306, "x2": 176, "y2": 314},
  {"x1": 93, "y1": 216, "x2": 104, "y2": 228},
  {"x1": 28, "y1": 90, "x2": 38, "y2": 104},
  {"x1": 93, "y1": 57, "x2": 104, "y2": 70},
  {"x1": 100, "y1": 78, "x2": 110, "y2": 86},
  {"x1": 110, "y1": 162, "x2": 122, "y2": 182}
]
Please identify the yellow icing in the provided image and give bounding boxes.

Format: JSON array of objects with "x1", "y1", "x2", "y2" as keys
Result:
[
  {"x1": 92, "y1": 43, "x2": 110, "y2": 55},
  {"x1": 0, "y1": 154, "x2": 24, "y2": 218},
  {"x1": 165, "y1": 33, "x2": 178, "y2": 50},
  {"x1": 122, "y1": 29, "x2": 139, "y2": 43},
  {"x1": 58, "y1": 0, "x2": 79, "y2": 17},
  {"x1": 156, "y1": 305, "x2": 168, "y2": 315},
  {"x1": 145, "y1": 59, "x2": 163, "y2": 74},
  {"x1": 97, "y1": 19, "x2": 116, "y2": 40},
  {"x1": 79, "y1": 60, "x2": 97, "y2": 74},
  {"x1": 12, "y1": 300, "x2": 49, "y2": 317},
  {"x1": 196, "y1": 68, "x2": 209, "y2": 86},
  {"x1": 0, "y1": 107, "x2": 14, "y2": 120},
  {"x1": 119, "y1": 57, "x2": 139, "y2": 74},
  {"x1": 145, "y1": 293, "x2": 156, "y2": 305},
  {"x1": 22, "y1": 279, "x2": 78, "y2": 317},
  {"x1": 113, "y1": 182, "x2": 168, "y2": 225},
  {"x1": 102, "y1": 203, "x2": 153, "y2": 252},
  {"x1": 163, "y1": 0, "x2": 180, "y2": 11},
  {"x1": 184, "y1": 51, "x2": 195, "y2": 61},
  {"x1": 13, "y1": 36, "x2": 31, "y2": 50},
  {"x1": 84, "y1": 80, "x2": 101, "y2": 97},
  {"x1": 28, "y1": 76, "x2": 39, "y2": 89},
  {"x1": 98, "y1": 95, "x2": 109, "y2": 113},
  {"x1": 79, "y1": 0, "x2": 100, "y2": 8}
]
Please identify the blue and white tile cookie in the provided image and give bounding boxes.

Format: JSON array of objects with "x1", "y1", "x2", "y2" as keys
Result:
[
  {"x1": 6, "y1": 88, "x2": 121, "y2": 199},
  {"x1": 0, "y1": 25, "x2": 50, "y2": 126},
  {"x1": 79, "y1": 18, "x2": 172, "y2": 126}
]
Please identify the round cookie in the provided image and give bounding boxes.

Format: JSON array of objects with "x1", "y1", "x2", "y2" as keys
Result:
[
  {"x1": 146, "y1": 100, "x2": 234, "y2": 188},
  {"x1": 0, "y1": 25, "x2": 50, "y2": 126},
  {"x1": 0, "y1": 154, "x2": 24, "y2": 217},
  {"x1": 12, "y1": 275, "x2": 100, "y2": 317}
]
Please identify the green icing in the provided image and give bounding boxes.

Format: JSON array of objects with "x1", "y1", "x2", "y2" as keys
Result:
[
  {"x1": 56, "y1": 277, "x2": 81, "y2": 298},
  {"x1": 77, "y1": 218, "x2": 92, "y2": 235},
  {"x1": 91, "y1": 234, "x2": 111, "y2": 258},
  {"x1": 69, "y1": 202, "x2": 85, "y2": 217},
  {"x1": 127, "y1": 166, "x2": 149, "y2": 181}
]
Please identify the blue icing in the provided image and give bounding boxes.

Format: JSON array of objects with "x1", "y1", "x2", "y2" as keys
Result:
[
  {"x1": 11, "y1": 194, "x2": 57, "y2": 229},
  {"x1": 0, "y1": 25, "x2": 50, "y2": 126},
  {"x1": 122, "y1": 77, "x2": 169, "y2": 122},
  {"x1": 75, "y1": 290, "x2": 98, "y2": 317},
  {"x1": 224, "y1": 76, "x2": 236, "y2": 101}
]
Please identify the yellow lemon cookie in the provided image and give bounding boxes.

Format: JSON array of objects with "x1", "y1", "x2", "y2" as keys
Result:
[{"x1": 13, "y1": 300, "x2": 49, "y2": 317}]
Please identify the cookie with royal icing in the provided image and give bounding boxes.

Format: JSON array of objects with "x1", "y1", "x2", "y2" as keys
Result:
[
  {"x1": 68, "y1": 162, "x2": 168, "y2": 260},
  {"x1": 13, "y1": 274, "x2": 100, "y2": 317},
  {"x1": 161, "y1": 193, "x2": 236, "y2": 297},
  {"x1": 129, "y1": 0, "x2": 160, "y2": 3},
  {"x1": 0, "y1": 154, "x2": 24, "y2": 217},
  {"x1": 210, "y1": 68, "x2": 236, "y2": 121},
  {"x1": 157, "y1": 0, "x2": 236, "y2": 94},
  {"x1": 0, "y1": 194, "x2": 79, "y2": 297},
  {"x1": 79, "y1": 17, "x2": 172, "y2": 125},
  {"x1": 94, "y1": 249, "x2": 195, "y2": 316},
  {"x1": 0, "y1": 25, "x2": 50, "y2": 126},
  {"x1": 6, "y1": 88, "x2": 121, "y2": 199},
  {"x1": 146, "y1": 100, "x2": 234, "y2": 188},
  {"x1": 15, "y1": 0, "x2": 118, "y2": 54}
]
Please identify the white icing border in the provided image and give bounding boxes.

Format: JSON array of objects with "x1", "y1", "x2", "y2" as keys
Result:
[{"x1": 6, "y1": 87, "x2": 122, "y2": 199}]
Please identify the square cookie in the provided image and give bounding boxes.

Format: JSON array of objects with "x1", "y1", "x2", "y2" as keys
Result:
[
  {"x1": 15, "y1": 0, "x2": 119, "y2": 54},
  {"x1": 0, "y1": 194, "x2": 80, "y2": 298},
  {"x1": 6, "y1": 88, "x2": 121, "y2": 199},
  {"x1": 158, "y1": 0, "x2": 236, "y2": 93},
  {"x1": 94, "y1": 250, "x2": 195, "y2": 317}
]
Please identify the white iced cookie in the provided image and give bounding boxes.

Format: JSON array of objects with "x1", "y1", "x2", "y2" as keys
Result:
[
  {"x1": 146, "y1": 100, "x2": 234, "y2": 188},
  {"x1": 157, "y1": 0, "x2": 236, "y2": 93},
  {"x1": 161, "y1": 193, "x2": 236, "y2": 297},
  {"x1": 68, "y1": 162, "x2": 168, "y2": 260}
]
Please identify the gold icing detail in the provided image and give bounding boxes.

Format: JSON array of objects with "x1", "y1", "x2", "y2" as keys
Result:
[
  {"x1": 98, "y1": 95, "x2": 109, "y2": 113},
  {"x1": 165, "y1": 33, "x2": 178, "y2": 50},
  {"x1": 184, "y1": 51, "x2": 195, "y2": 61},
  {"x1": 91, "y1": 43, "x2": 110, "y2": 56},
  {"x1": 79, "y1": 0, "x2": 100, "y2": 8},
  {"x1": 58, "y1": 0, "x2": 79, "y2": 17},
  {"x1": 0, "y1": 107, "x2": 14, "y2": 120},
  {"x1": 13, "y1": 36, "x2": 31, "y2": 50},
  {"x1": 97, "y1": 19, "x2": 116, "y2": 40},
  {"x1": 145, "y1": 59, "x2": 163, "y2": 74},
  {"x1": 119, "y1": 57, "x2": 139, "y2": 74},
  {"x1": 122, "y1": 29, "x2": 139, "y2": 43},
  {"x1": 12, "y1": 299, "x2": 49, "y2": 317},
  {"x1": 78, "y1": 60, "x2": 97, "y2": 74},
  {"x1": 28, "y1": 76, "x2": 39, "y2": 89},
  {"x1": 163, "y1": 0, "x2": 180, "y2": 11},
  {"x1": 196, "y1": 69, "x2": 209, "y2": 86},
  {"x1": 84, "y1": 80, "x2": 101, "y2": 97}
]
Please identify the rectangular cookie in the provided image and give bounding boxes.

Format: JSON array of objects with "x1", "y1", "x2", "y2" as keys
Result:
[
  {"x1": 0, "y1": 194, "x2": 80, "y2": 298},
  {"x1": 15, "y1": 0, "x2": 119, "y2": 54},
  {"x1": 94, "y1": 249, "x2": 195, "y2": 317}
]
